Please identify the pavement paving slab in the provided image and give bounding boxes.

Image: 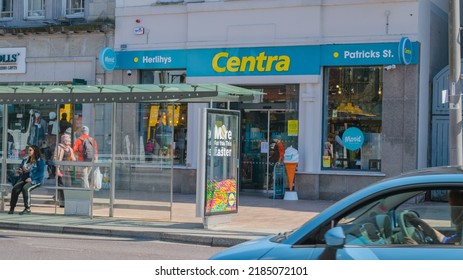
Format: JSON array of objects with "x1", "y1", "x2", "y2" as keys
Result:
[{"x1": 0, "y1": 194, "x2": 335, "y2": 247}]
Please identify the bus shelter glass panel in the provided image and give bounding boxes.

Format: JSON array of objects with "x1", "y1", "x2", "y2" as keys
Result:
[
  {"x1": 4, "y1": 103, "x2": 113, "y2": 216},
  {"x1": 5, "y1": 103, "x2": 60, "y2": 214},
  {"x1": 113, "y1": 103, "x2": 173, "y2": 220},
  {"x1": 77, "y1": 103, "x2": 113, "y2": 217},
  {"x1": 142, "y1": 102, "x2": 187, "y2": 165}
]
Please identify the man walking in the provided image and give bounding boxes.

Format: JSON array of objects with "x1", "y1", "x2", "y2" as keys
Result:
[{"x1": 73, "y1": 126, "x2": 98, "y2": 188}]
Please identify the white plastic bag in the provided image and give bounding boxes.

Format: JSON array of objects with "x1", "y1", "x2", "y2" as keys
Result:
[{"x1": 92, "y1": 167, "x2": 102, "y2": 191}]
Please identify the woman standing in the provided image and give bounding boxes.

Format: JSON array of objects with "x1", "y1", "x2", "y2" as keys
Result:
[
  {"x1": 8, "y1": 145, "x2": 46, "y2": 215},
  {"x1": 54, "y1": 134, "x2": 76, "y2": 206}
]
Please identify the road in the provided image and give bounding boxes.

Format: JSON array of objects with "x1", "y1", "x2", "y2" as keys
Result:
[{"x1": 0, "y1": 229, "x2": 226, "y2": 260}]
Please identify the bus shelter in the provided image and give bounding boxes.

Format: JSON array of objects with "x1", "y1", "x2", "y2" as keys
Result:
[{"x1": 0, "y1": 83, "x2": 261, "y2": 220}]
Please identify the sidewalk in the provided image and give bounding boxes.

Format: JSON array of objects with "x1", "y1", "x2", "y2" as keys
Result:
[{"x1": 0, "y1": 194, "x2": 336, "y2": 247}]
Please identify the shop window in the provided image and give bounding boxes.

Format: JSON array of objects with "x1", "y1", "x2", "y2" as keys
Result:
[
  {"x1": 141, "y1": 103, "x2": 187, "y2": 165},
  {"x1": 25, "y1": 0, "x2": 45, "y2": 18},
  {"x1": 0, "y1": 0, "x2": 13, "y2": 19},
  {"x1": 140, "y1": 69, "x2": 187, "y2": 165},
  {"x1": 322, "y1": 66, "x2": 382, "y2": 171},
  {"x1": 65, "y1": 0, "x2": 84, "y2": 17}
]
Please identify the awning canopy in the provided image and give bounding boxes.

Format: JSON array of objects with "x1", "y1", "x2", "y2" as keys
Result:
[{"x1": 0, "y1": 83, "x2": 263, "y2": 104}]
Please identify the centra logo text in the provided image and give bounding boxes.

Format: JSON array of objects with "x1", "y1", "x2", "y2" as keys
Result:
[{"x1": 212, "y1": 51, "x2": 290, "y2": 73}]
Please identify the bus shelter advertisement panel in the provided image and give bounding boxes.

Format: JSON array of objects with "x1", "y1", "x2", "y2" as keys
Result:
[{"x1": 204, "y1": 110, "x2": 240, "y2": 216}]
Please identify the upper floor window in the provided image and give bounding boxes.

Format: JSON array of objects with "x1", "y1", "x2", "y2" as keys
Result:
[
  {"x1": 66, "y1": 0, "x2": 84, "y2": 18},
  {"x1": 25, "y1": 0, "x2": 45, "y2": 19},
  {"x1": 0, "y1": 0, "x2": 13, "y2": 19}
]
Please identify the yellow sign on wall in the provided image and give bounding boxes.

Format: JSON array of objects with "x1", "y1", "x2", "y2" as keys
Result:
[{"x1": 288, "y1": 120, "x2": 298, "y2": 136}]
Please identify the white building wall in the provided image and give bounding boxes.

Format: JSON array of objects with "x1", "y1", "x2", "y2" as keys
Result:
[
  {"x1": 115, "y1": 0, "x2": 421, "y2": 50},
  {"x1": 0, "y1": 33, "x2": 108, "y2": 84}
]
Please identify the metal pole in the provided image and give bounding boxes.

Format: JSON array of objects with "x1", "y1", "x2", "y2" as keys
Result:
[
  {"x1": 449, "y1": 0, "x2": 462, "y2": 166},
  {"x1": 109, "y1": 102, "x2": 117, "y2": 217},
  {"x1": 1, "y1": 104, "x2": 8, "y2": 185},
  {"x1": 170, "y1": 101, "x2": 174, "y2": 221},
  {"x1": 266, "y1": 110, "x2": 270, "y2": 197}
]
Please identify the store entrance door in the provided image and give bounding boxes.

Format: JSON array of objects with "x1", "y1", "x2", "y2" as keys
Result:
[{"x1": 240, "y1": 109, "x2": 287, "y2": 195}]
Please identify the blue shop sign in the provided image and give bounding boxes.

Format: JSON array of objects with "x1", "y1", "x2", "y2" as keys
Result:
[
  {"x1": 99, "y1": 48, "x2": 117, "y2": 71},
  {"x1": 398, "y1": 37, "x2": 413, "y2": 65},
  {"x1": 106, "y1": 39, "x2": 419, "y2": 74},
  {"x1": 321, "y1": 40, "x2": 419, "y2": 66},
  {"x1": 187, "y1": 46, "x2": 320, "y2": 76},
  {"x1": 342, "y1": 127, "x2": 364, "y2": 151},
  {"x1": 115, "y1": 49, "x2": 187, "y2": 69}
]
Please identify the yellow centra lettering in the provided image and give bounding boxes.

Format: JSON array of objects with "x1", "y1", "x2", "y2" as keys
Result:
[
  {"x1": 266, "y1": 55, "x2": 279, "y2": 71},
  {"x1": 227, "y1": 56, "x2": 241, "y2": 72},
  {"x1": 240, "y1": 56, "x2": 256, "y2": 72},
  {"x1": 212, "y1": 52, "x2": 228, "y2": 73},
  {"x1": 275, "y1": 55, "x2": 290, "y2": 71},
  {"x1": 211, "y1": 51, "x2": 291, "y2": 73},
  {"x1": 256, "y1": 52, "x2": 267, "y2": 72}
]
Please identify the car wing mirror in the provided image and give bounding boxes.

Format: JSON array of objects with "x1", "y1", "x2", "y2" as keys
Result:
[
  {"x1": 325, "y1": 226, "x2": 346, "y2": 247},
  {"x1": 318, "y1": 227, "x2": 346, "y2": 260}
]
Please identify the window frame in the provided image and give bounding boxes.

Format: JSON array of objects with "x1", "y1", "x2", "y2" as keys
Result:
[
  {"x1": 24, "y1": 0, "x2": 45, "y2": 20},
  {"x1": 64, "y1": 0, "x2": 84, "y2": 18},
  {"x1": 0, "y1": 0, "x2": 13, "y2": 20}
]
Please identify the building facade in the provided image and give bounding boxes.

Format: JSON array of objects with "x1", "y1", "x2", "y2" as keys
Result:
[
  {"x1": 0, "y1": 0, "x2": 115, "y2": 150},
  {"x1": 0, "y1": 0, "x2": 454, "y2": 211},
  {"x1": 110, "y1": 0, "x2": 450, "y2": 200}
]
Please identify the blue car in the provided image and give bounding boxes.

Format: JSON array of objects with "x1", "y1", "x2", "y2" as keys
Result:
[{"x1": 210, "y1": 166, "x2": 463, "y2": 260}]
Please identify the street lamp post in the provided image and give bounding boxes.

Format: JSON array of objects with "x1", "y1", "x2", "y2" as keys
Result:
[{"x1": 449, "y1": 0, "x2": 462, "y2": 166}]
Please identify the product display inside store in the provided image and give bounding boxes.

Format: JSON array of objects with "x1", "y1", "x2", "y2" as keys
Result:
[{"x1": 323, "y1": 66, "x2": 382, "y2": 171}]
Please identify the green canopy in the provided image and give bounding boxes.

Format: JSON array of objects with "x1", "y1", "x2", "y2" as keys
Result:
[{"x1": 0, "y1": 83, "x2": 263, "y2": 104}]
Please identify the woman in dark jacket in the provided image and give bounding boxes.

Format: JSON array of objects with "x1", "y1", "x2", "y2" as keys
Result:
[{"x1": 8, "y1": 145, "x2": 46, "y2": 215}]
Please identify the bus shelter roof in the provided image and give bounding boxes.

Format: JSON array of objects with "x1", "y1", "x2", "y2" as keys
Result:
[{"x1": 0, "y1": 83, "x2": 263, "y2": 104}]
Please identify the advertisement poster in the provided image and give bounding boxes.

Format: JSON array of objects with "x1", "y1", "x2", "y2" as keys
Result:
[
  {"x1": 288, "y1": 120, "x2": 298, "y2": 136},
  {"x1": 204, "y1": 109, "x2": 240, "y2": 216}
]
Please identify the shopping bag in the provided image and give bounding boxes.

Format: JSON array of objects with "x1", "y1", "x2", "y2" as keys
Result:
[{"x1": 92, "y1": 167, "x2": 102, "y2": 191}]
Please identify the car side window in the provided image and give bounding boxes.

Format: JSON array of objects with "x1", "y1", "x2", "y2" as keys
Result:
[
  {"x1": 395, "y1": 191, "x2": 456, "y2": 245},
  {"x1": 336, "y1": 190, "x2": 458, "y2": 246},
  {"x1": 301, "y1": 189, "x2": 463, "y2": 247},
  {"x1": 336, "y1": 200, "x2": 391, "y2": 246}
]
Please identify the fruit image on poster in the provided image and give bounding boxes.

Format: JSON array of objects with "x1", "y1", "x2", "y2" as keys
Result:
[
  {"x1": 202, "y1": 109, "x2": 240, "y2": 216},
  {"x1": 205, "y1": 179, "x2": 237, "y2": 214}
]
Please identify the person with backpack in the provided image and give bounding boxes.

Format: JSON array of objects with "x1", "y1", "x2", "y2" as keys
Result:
[{"x1": 73, "y1": 126, "x2": 98, "y2": 188}]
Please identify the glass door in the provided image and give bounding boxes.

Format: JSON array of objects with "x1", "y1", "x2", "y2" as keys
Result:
[{"x1": 240, "y1": 109, "x2": 287, "y2": 195}]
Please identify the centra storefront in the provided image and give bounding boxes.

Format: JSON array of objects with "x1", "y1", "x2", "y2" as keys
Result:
[{"x1": 106, "y1": 37, "x2": 420, "y2": 199}]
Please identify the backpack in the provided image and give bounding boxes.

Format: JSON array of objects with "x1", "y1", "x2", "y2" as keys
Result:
[{"x1": 80, "y1": 137, "x2": 95, "y2": 161}]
